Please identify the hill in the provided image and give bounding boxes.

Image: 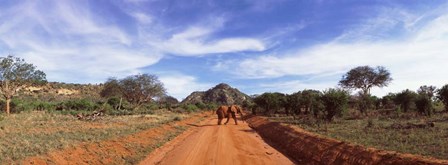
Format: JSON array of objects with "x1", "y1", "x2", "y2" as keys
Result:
[{"x1": 182, "y1": 83, "x2": 251, "y2": 105}]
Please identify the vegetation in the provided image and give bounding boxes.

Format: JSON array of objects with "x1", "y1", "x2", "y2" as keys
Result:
[
  {"x1": 438, "y1": 84, "x2": 448, "y2": 112},
  {"x1": 0, "y1": 110, "x2": 191, "y2": 162},
  {"x1": 0, "y1": 55, "x2": 46, "y2": 114},
  {"x1": 100, "y1": 74, "x2": 166, "y2": 110},
  {"x1": 394, "y1": 89, "x2": 418, "y2": 113},
  {"x1": 320, "y1": 88, "x2": 349, "y2": 121},
  {"x1": 268, "y1": 112, "x2": 448, "y2": 159},
  {"x1": 339, "y1": 65, "x2": 392, "y2": 95}
]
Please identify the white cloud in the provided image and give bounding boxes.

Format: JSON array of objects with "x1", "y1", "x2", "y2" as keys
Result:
[
  {"x1": 130, "y1": 12, "x2": 153, "y2": 25},
  {"x1": 159, "y1": 74, "x2": 212, "y2": 101},
  {"x1": 0, "y1": 1, "x2": 160, "y2": 83},
  {"x1": 216, "y1": 8, "x2": 448, "y2": 96},
  {"x1": 149, "y1": 26, "x2": 266, "y2": 56}
]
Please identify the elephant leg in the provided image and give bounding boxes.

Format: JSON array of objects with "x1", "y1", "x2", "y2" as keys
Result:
[
  {"x1": 232, "y1": 113, "x2": 237, "y2": 125},
  {"x1": 217, "y1": 110, "x2": 224, "y2": 125},
  {"x1": 224, "y1": 114, "x2": 231, "y2": 125}
]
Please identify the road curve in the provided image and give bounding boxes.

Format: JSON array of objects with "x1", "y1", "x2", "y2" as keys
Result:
[{"x1": 140, "y1": 114, "x2": 295, "y2": 165}]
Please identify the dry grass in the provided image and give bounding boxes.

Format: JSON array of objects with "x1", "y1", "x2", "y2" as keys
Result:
[
  {"x1": 269, "y1": 111, "x2": 448, "y2": 160},
  {"x1": 0, "y1": 110, "x2": 188, "y2": 162}
]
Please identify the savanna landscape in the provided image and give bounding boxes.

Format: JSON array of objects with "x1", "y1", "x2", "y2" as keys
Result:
[{"x1": 1, "y1": 1, "x2": 448, "y2": 165}]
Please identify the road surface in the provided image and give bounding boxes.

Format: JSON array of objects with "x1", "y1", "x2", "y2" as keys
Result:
[{"x1": 140, "y1": 115, "x2": 295, "y2": 165}]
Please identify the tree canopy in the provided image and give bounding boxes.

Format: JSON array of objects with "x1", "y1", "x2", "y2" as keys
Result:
[
  {"x1": 100, "y1": 74, "x2": 166, "y2": 109},
  {"x1": 339, "y1": 66, "x2": 392, "y2": 95},
  {"x1": 0, "y1": 55, "x2": 46, "y2": 114}
]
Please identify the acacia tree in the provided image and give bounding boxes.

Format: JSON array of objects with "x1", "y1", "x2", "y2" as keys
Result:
[
  {"x1": 339, "y1": 66, "x2": 392, "y2": 95},
  {"x1": 417, "y1": 85, "x2": 437, "y2": 100},
  {"x1": 100, "y1": 74, "x2": 166, "y2": 110},
  {"x1": 0, "y1": 56, "x2": 46, "y2": 114}
]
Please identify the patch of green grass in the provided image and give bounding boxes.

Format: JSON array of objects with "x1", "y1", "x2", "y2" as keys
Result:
[{"x1": 269, "y1": 113, "x2": 448, "y2": 159}]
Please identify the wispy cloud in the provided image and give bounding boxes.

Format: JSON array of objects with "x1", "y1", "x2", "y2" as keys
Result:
[
  {"x1": 215, "y1": 7, "x2": 448, "y2": 96},
  {"x1": 149, "y1": 26, "x2": 266, "y2": 56}
]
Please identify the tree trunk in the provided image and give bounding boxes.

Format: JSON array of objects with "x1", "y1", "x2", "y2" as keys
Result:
[
  {"x1": 6, "y1": 98, "x2": 11, "y2": 115},
  {"x1": 118, "y1": 97, "x2": 122, "y2": 110}
]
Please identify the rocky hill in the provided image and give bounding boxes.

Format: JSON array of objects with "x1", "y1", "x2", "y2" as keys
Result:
[{"x1": 182, "y1": 83, "x2": 251, "y2": 105}]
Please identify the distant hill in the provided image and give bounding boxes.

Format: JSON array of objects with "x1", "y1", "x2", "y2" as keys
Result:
[{"x1": 182, "y1": 83, "x2": 251, "y2": 105}]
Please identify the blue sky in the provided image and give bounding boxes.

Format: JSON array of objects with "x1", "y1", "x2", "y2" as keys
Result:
[{"x1": 1, "y1": 0, "x2": 448, "y2": 100}]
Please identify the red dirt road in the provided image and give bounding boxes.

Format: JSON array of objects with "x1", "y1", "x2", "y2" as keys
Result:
[{"x1": 140, "y1": 116, "x2": 295, "y2": 165}]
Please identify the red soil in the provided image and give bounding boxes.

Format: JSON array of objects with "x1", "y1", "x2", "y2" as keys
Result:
[
  {"x1": 245, "y1": 115, "x2": 448, "y2": 165},
  {"x1": 21, "y1": 113, "x2": 207, "y2": 165},
  {"x1": 140, "y1": 115, "x2": 295, "y2": 165}
]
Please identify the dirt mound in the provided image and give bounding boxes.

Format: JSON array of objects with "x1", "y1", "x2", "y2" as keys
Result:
[{"x1": 245, "y1": 115, "x2": 448, "y2": 165}]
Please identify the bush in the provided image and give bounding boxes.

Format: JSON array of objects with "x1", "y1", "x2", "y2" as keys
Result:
[
  {"x1": 59, "y1": 99, "x2": 98, "y2": 111},
  {"x1": 394, "y1": 89, "x2": 417, "y2": 113},
  {"x1": 320, "y1": 88, "x2": 349, "y2": 121},
  {"x1": 437, "y1": 84, "x2": 448, "y2": 112},
  {"x1": 182, "y1": 104, "x2": 199, "y2": 113},
  {"x1": 415, "y1": 95, "x2": 432, "y2": 116}
]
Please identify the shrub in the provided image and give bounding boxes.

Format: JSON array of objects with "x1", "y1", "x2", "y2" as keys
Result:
[
  {"x1": 415, "y1": 95, "x2": 432, "y2": 116},
  {"x1": 320, "y1": 88, "x2": 349, "y2": 121},
  {"x1": 437, "y1": 84, "x2": 448, "y2": 112},
  {"x1": 182, "y1": 104, "x2": 199, "y2": 113},
  {"x1": 394, "y1": 89, "x2": 417, "y2": 113},
  {"x1": 60, "y1": 99, "x2": 98, "y2": 111}
]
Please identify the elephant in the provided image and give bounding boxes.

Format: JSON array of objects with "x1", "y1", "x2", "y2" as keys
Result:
[{"x1": 216, "y1": 105, "x2": 244, "y2": 125}]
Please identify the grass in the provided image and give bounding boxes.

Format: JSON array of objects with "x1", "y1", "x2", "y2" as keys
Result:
[
  {"x1": 123, "y1": 125, "x2": 188, "y2": 164},
  {"x1": 268, "y1": 110, "x2": 448, "y2": 160},
  {"x1": 0, "y1": 110, "x2": 190, "y2": 162}
]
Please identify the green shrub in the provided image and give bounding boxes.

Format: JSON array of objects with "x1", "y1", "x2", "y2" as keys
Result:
[
  {"x1": 320, "y1": 88, "x2": 349, "y2": 121},
  {"x1": 437, "y1": 84, "x2": 448, "y2": 112},
  {"x1": 394, "y1": 89, "x2": 417, "y2": 112},
  {"x1": 182, "y1": 104, "x2": 199, "y2": 113},
  {"x1": 415, "y1": 95, "x2": 433, "y2": 116},
  {"x1": 59, "y1": 99, "x2": 98, "y2": 111}
]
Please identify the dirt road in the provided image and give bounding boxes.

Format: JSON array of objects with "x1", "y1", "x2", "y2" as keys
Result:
[{"x1": 140, "y1": 115, "x2": 295, "y2": 165}]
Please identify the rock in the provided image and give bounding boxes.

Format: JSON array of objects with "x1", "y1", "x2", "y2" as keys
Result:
[{"x1": 182, "y1": 83, "x2": 251, "y2": 105}]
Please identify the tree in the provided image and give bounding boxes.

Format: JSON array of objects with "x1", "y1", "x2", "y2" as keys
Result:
[
  {"x1": 299, "y1": 89, "x2": 321, "y2": 115},
  {"x1": 0, "y1": 55, "x2": 46, "y2": 114},
  {"x1": 394, "y1": 89, "x2": 417, "y2": 113},
  {"x1": 100, "y1": 78, "x2": 122, "y2": 98},
  {"x1": 100, "y1": 74, "x2": 166, "y2": 110},
  {"x1": 417, "y1": 85, "x2": 437, "y2": 100},
  {"x1": 286, "y1": 92, "x2": 301, "y2": 115},
  {"x1": 320, "y1": 88, "x2": 349, "y2": 121},
  {"x1": 381, "y1": 93, "x2": 397, "y2": 109},
  {"x1": 101, "y1": 78, "x2": 124, "y2": 110},
  {"x1": 415, "y1": 95, "x2": 432, "y2": 116},
  {"x1": 253, "y1": 92, "x2": 286, "y2": 115},
  {"x1": 437, "y1": 84, "x2": 448, "y2": 112},
  {"x1": 339, "y1": 66, "x2": 392, "y2": 95}
]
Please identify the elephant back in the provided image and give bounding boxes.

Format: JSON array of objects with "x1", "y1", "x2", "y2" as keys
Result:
[
  {"x1": 228, "y1": 105, "x2": 241, "y2": 113},
  {"x1": 216, "y1": 105, "x2": 229, "y2": 116}
]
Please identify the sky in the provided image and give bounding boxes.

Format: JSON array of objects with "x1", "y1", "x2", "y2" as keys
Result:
[{"x1": 1, "y1": 0, "x2": 447, "y2": 101}]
